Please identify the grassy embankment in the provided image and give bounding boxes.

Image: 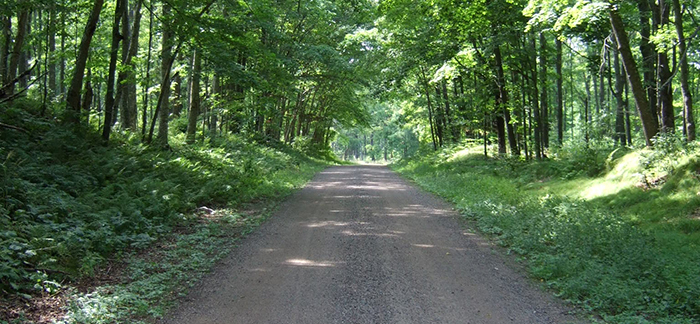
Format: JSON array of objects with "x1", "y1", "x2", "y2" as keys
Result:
[
  {"x1": 393, "y1": 140, "x2": 700, "y2": 323},
  {"x1": 0, "y1": 103, "x2": 329, "y2": 323}
]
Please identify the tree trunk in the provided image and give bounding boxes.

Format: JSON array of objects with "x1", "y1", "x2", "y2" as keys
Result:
[
  {"x1": 141, "y1": 0, "x2": 154, "y2": 137},
  {"x1": 495, "y1": 112, "x2": 507, "y2": 154},
  {"x1": 584, "y1": 74, "x2": 591, "y2": 144},
  {"x1": 673, "y1": 0, "x2": 694, "y2": 141},
  {"x1": 530, "y1": 34, "x2": 541, "y2": 160},
  {"x1": 613, "y1": 41, "x2": 626, "y2": 146},
  {"x1": 172, "y1": 72, "x2": 182, "y2": 116},
  {"x1": 211, "y1": 74, "x2": 219, "y2": 137},
  {"x1": 494, "y1": 45, "x2": 518, "y2": 155},
  {"x1": 370, "y1": 132, "x2": 375, "y2": 161},
  {"x1": 102, "y1": 0, "x2": 126, "y2": 141},
  {"x1": 152, "y1": 3, "x2": 173, "y2": 148},
  {"x1": 65, "y1": 0, "x2": 104, "y2": 124},
  {"x1": 82, "y1": 69, "x2": 93, "y2": 113},
  {"x1": 420, "y1": 66, "x2": 437, "y2": 150},
  {"x1": 4, "y1": 9, "x2": 29, "y2": 97},
  {"x1": 555, "y1": 37, "x2": 563, "y2": 145},
  {"x1": 186, "y1": 49, "x2": 202, "y2": 144},
  {"x1": 0, "y1": 16, "x2": 9, "y2": 83},
  {"x1": 657, "y1": 0, "x2": 674, "y2": 132},
  {"x1": 119, "y1": 0, "x2": 142, "y2": 130},
  {"x1": 521, "y1": 72, "x2": 529, "y2": 159},
  {"x1": 638, "y1": 0, "x2": 659, "y2": 126},
  {"x1": 59, "y1": 11, "x2": 66, "y2": 97},
  {"x1": 441, "y1": 80, "x2": 456, "y2": 141},
  {"x1": 609, "y1": 9, "x2": 658, "y2": 146},
  {"x1": 624, "y1": 81, "x2": 632, "y2": 145},
  {"x1": 17, "y1": 12, "x2": 30, "y2": 91},
  {"x1": 116, "y1": 0, "x2": 131, "y2": 127},
  {"x1": 434, "y1": 86, "x2": 445, "y2": 146},
  {"x1": 599, "y1": 55, "x2": 606, "y2": 115},
  {"x1": 540, "y1": 32, "x2": 549, "y2": 149},
  {"x1": 48, "y1": 9, "x2": 56, "y2": 97}
]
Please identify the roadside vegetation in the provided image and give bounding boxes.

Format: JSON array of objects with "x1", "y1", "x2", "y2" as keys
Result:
[
  {"x1": 0, "y1": 101, "x2": 327, "y2": 323},
  {"x1": 394, "y1": 139, "x2": 700, "y2": 323}
]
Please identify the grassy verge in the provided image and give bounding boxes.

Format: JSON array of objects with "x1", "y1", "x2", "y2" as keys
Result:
[
  {"x1": 393, "y1": 143, "x2": 700, "y2": 323},
  {"x1": 0, "y1": 104, "x2": 328, "y2": 323}
]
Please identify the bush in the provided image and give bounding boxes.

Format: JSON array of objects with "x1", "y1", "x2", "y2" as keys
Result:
[
  {"x1": 0, "y1": 107, "x2": 324, "y2": 295},
  {"x1": 394, "y1": 143, "x2": 700, "y2": 323}
]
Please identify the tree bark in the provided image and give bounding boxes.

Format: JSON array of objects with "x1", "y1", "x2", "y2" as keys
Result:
[
  {"x1": 555, "y1": 37, "x2": 564, "y2": 145},
  {"x1": 540, "y1": 32, "x2": 549, "y2": 149},
  {"x1": 609, "y1": 8, "x2": 658, "y2": 146},
  {"x1": 102, "y1": 0, "x2": 126, "y2": 141},
  {"x1": 624, "y1": 81, "x2": 632, "y2": 145},
  {"x1": 186, "y1": 49, "x2": 202, "y2": 144},
  {"x1": 494, "y1": 45, "x2": 518, "y2": 155},
  {"x1": 17, "y1": 12, "x2": 30, "y2": 91},
  {"x1": 59, "y1": 10, "x2": 66, "y2": 97},
  {"x1": 154, "y1": 3, "x2": 173, "y2": 148},
  {"x1": 0, "y1": 16, "x2": 9, "y2": 83},
  {"x1": 65, "y1": 0, "x2": 104, "y2": 124},
  {"x1": 613, "y1": 40, "x2": 626, "y2": 146},
  {"x1": 420, "y1": 66, "x2": 437, "y2": 150},
  {"x1": 119, "y1": 0, "x2": 142, "y2": 130},
  {"x1": 441, "y1": 80, "x2": 456, "y2": 141},
  {"x1": 48, "y1": 9, "x2": 56, "y2": 97},
  {"x1": 637, "y1": 0, "x2": 659, "y2": 126},
  {"x1": 4, "y1": 9, "x2": 29, "y2": 97},
  {"x1": 530, "y1": 34, "x2": 541, "y2": 160},
  {"x1": 141, "y1": 0, "x2": 154, "y2": 137},
  {"x1": 434, "y1": 86, "x2": 445, "y2": 147},
  {"x1": 673, "y1": 0, "x2": 694, "y2": 141},
  {"x1": 584, "y1": 73, "x2": 591, "y2": 143},
  {"x1": 211, "y1": 75, "x2": 219, "y2": 137},
  {"x1": 657, "y1": 0, "x2": 674, "y2": 132},
  {"x1": 81, "y1": 69, "x2": 93, "y2": 113}
]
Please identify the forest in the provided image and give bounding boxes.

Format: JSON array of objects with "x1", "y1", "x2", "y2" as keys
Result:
[{"x1": 1, "y1": 0, "x2": 700, "y2": 322}]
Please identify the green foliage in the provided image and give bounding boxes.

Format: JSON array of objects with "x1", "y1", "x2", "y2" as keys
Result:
[
  {"x1": 56, "y1": 209, "x2": 271, "y2": 323},
  {"x1": 394, "y1": 143, "x2": 700, "y2": 323},
  {"x1": 0, "y1": 106, "x2": 325, "y2": 296}
]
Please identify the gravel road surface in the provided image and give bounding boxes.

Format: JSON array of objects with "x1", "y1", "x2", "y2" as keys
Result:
[{"x1": 163, "y1": 165, "x2": 583, "y2": 324}]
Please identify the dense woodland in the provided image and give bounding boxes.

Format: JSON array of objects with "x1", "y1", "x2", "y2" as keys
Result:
[
  {"x1": 2, "y1": 0, "x2": 700, "y2": 322},
  {"x1": 335, "y1": 0, "x2": 700, "y2": 160},
  {"x1": 1, "y1": 0, "x2": 699, "y2": 157}
]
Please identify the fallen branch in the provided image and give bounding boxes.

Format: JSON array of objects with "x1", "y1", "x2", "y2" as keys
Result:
[
  {"x1": 0, "y1": 122, "x2": 28, "y2": 133},
  {"x1": 0, "y1": 62, "x2": 38, "y2": 99}
]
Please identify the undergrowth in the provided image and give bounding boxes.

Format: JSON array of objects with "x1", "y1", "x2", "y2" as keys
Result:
[
  {"x1": 394, "y1": 140, "x2": 700, "y2": 323},
  {"x1": 0, "y1": 103, "x2": 327, "y2": 322}
]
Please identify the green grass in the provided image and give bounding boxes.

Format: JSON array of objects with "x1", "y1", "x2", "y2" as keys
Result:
[
  {"x1": 393, "y1": 142, "x2": 700, "y2": 323},
  {"x1": 0, "y1": 103, "x2": 328, "y2": 322}
]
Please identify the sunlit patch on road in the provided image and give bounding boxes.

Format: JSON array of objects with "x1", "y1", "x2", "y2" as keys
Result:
[{"x1": 284, "y1": 259, "x2": 342, "y2": 267}]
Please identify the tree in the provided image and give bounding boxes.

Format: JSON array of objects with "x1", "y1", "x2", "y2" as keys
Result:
[
  {"x1": 119, "y1": 0, "x2": 143, "y2": 131},
  {"x1": 555, "y1": 37, "x2": 563, "y2": 145},
  {"x1": 102, "y1": 0, "x2": 127, "y2": 141},
  {"x1": 186, "y1": 48, "x2": 202, "y2": 144},
  {"x1": 609, "y1": 8, "x2": 658, "y2": 146},
  {"x1": 673, "y1": 0, "x2": 694, "y2": 141},
  {"x1": 153, "y1": 2, "x2": 173, "y2": 148},
  {"x1": 4, "y1": 6, "x2": 29, "y2": 98},
  {"x1": 65, "y1": 0, "x2": 105, "y2": 124}
]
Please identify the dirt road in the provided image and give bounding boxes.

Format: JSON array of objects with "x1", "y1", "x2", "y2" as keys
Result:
[{"x1": 163, "y1": 165, "x2": 582, "y2": 324}]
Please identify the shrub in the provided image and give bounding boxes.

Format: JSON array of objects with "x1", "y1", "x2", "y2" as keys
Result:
[{"x1": 0, "y1": 107, "x2": 323, "y2": 295}]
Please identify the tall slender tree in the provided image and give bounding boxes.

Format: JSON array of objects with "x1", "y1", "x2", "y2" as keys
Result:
[
  {"x1": 65, "y1": 0, "x2": 105, "y2": 124},
  {"x1": 186, "y1": 48, "x2": 202, "y2": 144},
  {"x1": 102, "y1": 0, "x2": 127, "y2": 141},
  {"x1": 673, "y1": 0, "x2": 694, "y2": 141},
  {"x1": 609, "y1": 8, "x2": 658, "y2": 146}
]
